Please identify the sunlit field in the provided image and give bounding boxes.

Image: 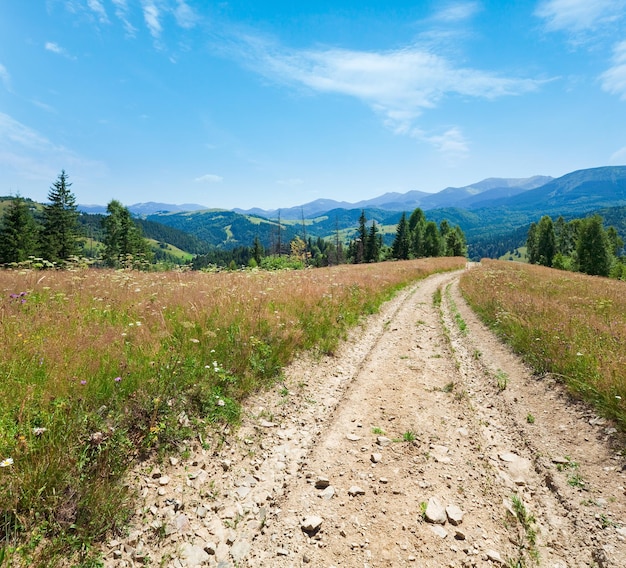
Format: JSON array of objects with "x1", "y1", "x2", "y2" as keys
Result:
[
  {"x1": 0, "y1": 257, "x2": 464, "y2": 566},
  {"x1": 460, "y1": 260, "x2": 626, "y2": 428}
]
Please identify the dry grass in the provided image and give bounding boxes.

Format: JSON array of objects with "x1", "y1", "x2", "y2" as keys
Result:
[
  {"x1": 0, "y1": 257, "x2": 465, "y2": 566},
  {"x1": 460, "y1": 260, "x2": 626, "y2": 427}
]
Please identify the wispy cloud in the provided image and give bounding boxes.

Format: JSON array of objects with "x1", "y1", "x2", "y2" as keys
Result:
[
  {"x1": 418, "y1": 127, "x2": 469, "y2": 164},
  {"x1": 431, "y1": 2, "x2": 481, "y2": 23},
  {"x1": 601, "y1": 41, "x2": 626, "y2": 100},
  {"x1": 142, "y1": 1, "x2": 162, "y2": 39},
  {"x1": 609, "y1": 145, "x2": 626, "y2": 164},
  {"x1": 535, "y1": 0, "x2": 626, "y2": 33},
  {"x1": 174, "y1": 0, "x2": 199, "y2": 29},
  {"x1": 0, "y1": 112, "x2": 104, "y2": 183},
  {"x1": 87, "y1": 0, "x2": 109, "y2": 24},
  {"x1": 0, "y1": 63, "x2": 11, "y2": 92},
  {"x1": 227, "y1": 35, "x2": 543, "y2": 148},
  {"x1": 45, "y1": 42, "x2": 76, "y2": 60},
  {"x1": 112, "y1": 0, "x2": 136, "y2": 36},
  {"x1": 194, "y1": 174, "x2": 223, "y2": 183}
]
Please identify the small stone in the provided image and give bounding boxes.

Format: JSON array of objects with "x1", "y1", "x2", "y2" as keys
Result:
[
  {"x1": 315, "y1": 476, "x2": 330, "y2": 489},
  {"x1": 277, "y1": 548, "x2": 289, "y2": 556},
  {"x1": 320, "y1": 486, "x2": 336, "y2": 500},
  {"x1": 498, "y1": 452, "x2": 519, "y2": 463},
  {"x1": 348, "y1": 485, "x2": 365, "y2": 496},
  {"x1": 430, "y1": 525, "x2": 448, "y2": 538},
  {"x1": 486, "y1": 549, "x2": 504, "y2": 564},
  {"x1": 379, "y1": 477, "x2": 388, "y2": 484},
  {"x1": 301, "y1": 516, "x2": 323, "y2": 534},
  {"x1": 346, "y1": 433, "x2": 361, "y2": 441},
  {"x1": 454, "y1": 529, "x2": 467, "y2": 540},
  {"x1": 377, "y1": 436, "x2": 392, "y2": 447},
  {"x1": 169, "y1": 457, "x2": 179, "y2": 466},
  {"x1": 425, "y1": 497, "x2": 447, "y2": 524},
  {"x1": 179, "y1": 543, "x2": 209, "y2": 567},
  {"x1": 446, "y1": 504, "x2": 465, "y2": 526},
  {"x1": 159, "y1": 475, "x2": 170, "y2": 486},
  {"x1": 230, "y1": 540, "x2": 251, "y2": 563},
  {"x1": 259, "y1": 419, "x2": 276, "y2": 428},
  {"x1": 371, "y1": 453, "x2": 383, "y2": 463}
]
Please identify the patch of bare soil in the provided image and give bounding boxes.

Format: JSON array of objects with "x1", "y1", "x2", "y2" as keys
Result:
[{"x1": 103, "y1": 269, "x2": 626, "y2": 568}]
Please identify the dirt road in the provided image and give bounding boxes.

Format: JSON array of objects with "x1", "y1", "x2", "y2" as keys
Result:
[{"x1": 107, "y1": 269, "x2": 626, "y2": 568}]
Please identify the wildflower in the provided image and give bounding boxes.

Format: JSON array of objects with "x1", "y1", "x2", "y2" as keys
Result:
[
  {"x1": 616, "y1": 396, "x2": 622, "y2": 400},
  {"x1": 190, "y1": 338, "x2": 200, "y2": 343},
  {"x1": 32, "y1": 427, "x2": 47, "y2": 436},
  {"x1": 114, "y1": 376, "x2": 122, "y2": 382},
  {"x1": 217, "y1": 399, "x2": 225, "y2": 407},
  {"x1": 0, "y1": 458, "x2": 14, "y2": 467},
  {"x1": 80, "y1": 380, "x2": 87, "y2": 385}
]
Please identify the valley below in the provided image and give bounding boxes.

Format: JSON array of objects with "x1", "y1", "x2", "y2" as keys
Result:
[{"x1": 103, "y1": 268, "x2": 626, "y2": 568}]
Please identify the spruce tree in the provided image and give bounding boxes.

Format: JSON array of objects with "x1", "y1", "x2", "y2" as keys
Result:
[
  {"x1": 41, "y1": 170, "x2": 79, "y2": 263},
  {"x1": 392, "y1": 212, "x2": 410, "y2": 260},
  {"x1": 422, "y1": 221, "x2": 442, "y2": 257},
  {"x1": 365, "y1": 221, "x2": 381, "y2": 262},
  {"x1": 0, "y1": 197, "x2": 39, "y2": 264}
]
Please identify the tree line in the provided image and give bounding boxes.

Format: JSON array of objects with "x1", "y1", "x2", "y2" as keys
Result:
[
  {"x1": 387, "y1": 208, "x2": 467, "y2": 261},
  {"x1": 0, "y1": 171, "x2": 151, "y2": 268},
  {"x1": 1, "y1": 172, "x2": 467, "y2": 271},
  {"x1": 526, "y1": 214, "x2": 626, "y2": 279}
]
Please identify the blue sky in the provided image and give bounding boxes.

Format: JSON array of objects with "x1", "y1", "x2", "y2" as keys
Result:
[{"x1": 1, "y1": 1, "x2": 626, "y2": 209}]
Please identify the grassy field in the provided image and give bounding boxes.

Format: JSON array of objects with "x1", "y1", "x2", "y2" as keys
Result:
[
  {"x1": 0, "y1": 257, "x2": 464, "y2": 566},
  {"x1": 460, "y1": 260, "x2": 626, "y2": 429}
]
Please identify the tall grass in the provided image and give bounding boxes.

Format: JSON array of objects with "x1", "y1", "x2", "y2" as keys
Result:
[
  {"x1": 460, "y1": 260, "x2": 626, "y2": 427},
  {"x1": 0, "y1": 257, "x2": 464, "y2": 566}
]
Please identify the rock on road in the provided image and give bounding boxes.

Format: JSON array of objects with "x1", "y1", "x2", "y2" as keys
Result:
[{"x1": 104, "y1": 269, "x2": 626, "y2": 568}]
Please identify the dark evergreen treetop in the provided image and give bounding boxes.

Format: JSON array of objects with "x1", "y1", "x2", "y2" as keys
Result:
[{"x1": 41, "y1": 170, "x2": 79, "y2": 263}]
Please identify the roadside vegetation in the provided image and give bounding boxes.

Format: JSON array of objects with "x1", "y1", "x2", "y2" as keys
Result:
[
  {"x1": 460, "y1": 260, "x2": 626, "y2": 428},
  {"x1": 0, "y1": 257, "x2": 464, "y2": 566}
]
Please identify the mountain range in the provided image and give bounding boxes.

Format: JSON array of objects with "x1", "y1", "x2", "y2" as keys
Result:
[{"x1": 75, "y1": 166, "x2": 626, "y2": 258}]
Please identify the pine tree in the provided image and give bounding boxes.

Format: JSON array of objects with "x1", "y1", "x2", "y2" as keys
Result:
[
  {"x1": 365, "y1": 221, "x2": 381, "y2": 262},
  {"x1": 102, "y1": 200, "x2": 151, "y2": 268},
  {"x1": 392, "y1": 212, "x2": 410, "y2": 260},
  {"x1": 0, "y1": 197, "x2": 39, "y2": 264},
  {"x1": 41, "y1": 170, "x2": 79, "y2": 263}
]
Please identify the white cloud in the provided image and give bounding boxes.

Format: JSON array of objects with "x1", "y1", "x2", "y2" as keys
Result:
[
  {"x1": 45, "y1": 42, "x2": 75, "y2": 59},
  {"x1": 87, "y1": 0, "x2": 109, "y2": 23},
  {"x1": 609, "y1": 146, "x2": 626, "y2": 164},
  {"x1": 535, "y1": 0, "x2": 626, "y2": 32},
  {"x1": 419, "y1": 127, "x2": 470, "y2": 163},
  {"x1": 174, "y1": 0, "x2": 199, "y2": 29},
  {"x1": 194, "y1": 174, "x2": 223, "y2": 183},
  {"x1": 601, "y1": 41, "x2": 626, "y2": 100},
  {"x1": 142, "y1": 1, "x2": 162, "y2": 38},
  {"x1": 0, "y1": 112, "x2": 104, "y2": 182},
  {"x1": 0, "y1": 63, "x2": 11, "y2": 91},
  {"x1": 231, "y1": 36, "x2": 543, "y2": 141},
  {"x1": 112, "y1": 0, "x2": 137, "y2": 36},
  {"x1": 432, "y1": 2, "x2": 481, "y2": 23}
]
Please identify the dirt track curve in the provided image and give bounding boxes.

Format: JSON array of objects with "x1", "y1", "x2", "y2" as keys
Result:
[{"x1": 104, "y1": 268, "x2": 626, "y2": 568}]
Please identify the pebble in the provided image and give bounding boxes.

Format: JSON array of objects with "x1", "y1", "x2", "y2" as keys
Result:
[
  {"x1": 301, "y1": 516, "x2": 323, "y2": 534},
  {"x1": 348, "y1": 485, "x2": 365, "y2": 496},
  {"x1": 371, "y1": 453, "x2": 383, "y2": 463},
  {"x1": 446, "y1": 504, "x2": 465, "y2": 526},
  {"x1": 425, "y1": 497, "x2": 447, "y2": 524}
]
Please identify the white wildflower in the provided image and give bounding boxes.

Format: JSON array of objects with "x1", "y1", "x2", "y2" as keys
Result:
[{"x1": 0, "y1": 458, "x2": 14, "y2": 467}]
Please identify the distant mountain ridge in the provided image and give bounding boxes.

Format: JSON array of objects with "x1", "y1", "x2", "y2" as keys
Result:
[
  {"x1": 73, "y1": 166, "x2": 626, "y2": 255},
  {"x1": 232, "y1": 176, "x2": 553, "y2": 220}
]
